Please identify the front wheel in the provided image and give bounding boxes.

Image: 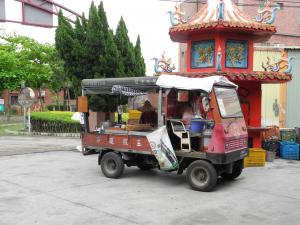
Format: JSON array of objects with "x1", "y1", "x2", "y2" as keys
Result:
[
  {"x1": 186, "y1": 160, "x2": 217, "y2": 192},
  {"x1": 100, "y1": 152, "x2": 124, "y2": 178},
  {"x1": 221, "y1": 159, "x2": 244, "y2": 181}
]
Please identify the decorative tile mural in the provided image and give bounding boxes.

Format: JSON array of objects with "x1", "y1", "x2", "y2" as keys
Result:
[
  {"x1": 191, "y1": 40, "x2": 215, "y2": 68},
  {"x1": 226, "y1": 40, "x2": 248, "y2": 68}
]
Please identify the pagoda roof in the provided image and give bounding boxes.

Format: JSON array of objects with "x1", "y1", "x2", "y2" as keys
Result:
[
  {"x1": 158, "y1": 71, "x2": 291, "y2": 84},
  {"x1": 169, "y1": 0, "x2": 276, "y2": 43}
]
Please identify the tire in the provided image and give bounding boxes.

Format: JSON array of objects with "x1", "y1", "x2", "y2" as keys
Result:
[
  {"x1": 221, "y1": 160, "x2": 244, "y2": 181},
  {"x1": 186, "y1": 160, "x2": 217, "y2": 192},
  {"x1": 137, "y1": 162, "x2": 154, "y2": 170},
  {"x1": 100, "y1": 152, "x2": 124, "y2": 178}
]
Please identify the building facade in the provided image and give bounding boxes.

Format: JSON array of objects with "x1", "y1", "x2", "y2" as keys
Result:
[{"x1": 178, "y1": 1, "x2": 300, "y2": 128}]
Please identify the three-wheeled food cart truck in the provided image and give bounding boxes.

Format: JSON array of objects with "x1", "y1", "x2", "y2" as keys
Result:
[{"x1": 79, "y1": 75, "x2": 248, "y2": 191}]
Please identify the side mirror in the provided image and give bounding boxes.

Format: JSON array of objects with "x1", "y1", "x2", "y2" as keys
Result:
[{"x1": 202, "y1": 97, "x2": 210, "y2": 112}]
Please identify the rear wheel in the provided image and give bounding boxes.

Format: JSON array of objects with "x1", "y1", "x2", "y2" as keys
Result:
[
  {"x1": 186, "y1": 160, "x2": 217, "y2": 192},
  {"x1": 221, "y1": 159, "x2": 244, "y2": 180},
  {"x1": 101, "y1": 152, "x2": 124, "y2": 178}
]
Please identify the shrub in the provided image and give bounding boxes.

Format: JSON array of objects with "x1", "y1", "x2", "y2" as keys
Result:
[
  {"x1": 31, "y1": 111, "x2": 82, "y2": 133},
  {"x1": 46, "y1": 104, "x2": 64, "y2": 111}
]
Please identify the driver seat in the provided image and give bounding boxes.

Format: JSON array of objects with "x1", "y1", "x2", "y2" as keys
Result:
[{"x1": 169, "y1": 119, "x2": 191, "y2": 152}]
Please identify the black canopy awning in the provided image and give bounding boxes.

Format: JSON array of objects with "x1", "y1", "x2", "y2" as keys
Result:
[{"x1": 82, "y1": 77, "x2": 159, "y2": 95}]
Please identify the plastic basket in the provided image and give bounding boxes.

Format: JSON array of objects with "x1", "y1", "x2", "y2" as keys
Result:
[
  {"x1": 280, "y1": 129, "x2": 297, "y2": 142},
  {"x1": 244, "y1": 148, "x2": 266, "y2": 167},
  {"x1": 280, "y1": 141, "x2": 299, "y2": 160},
  {"x1": 128, "y1": 110, "x2": 142, "y2": 120}
]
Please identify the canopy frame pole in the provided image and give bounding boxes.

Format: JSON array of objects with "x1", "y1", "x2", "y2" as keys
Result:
[
  {"x1": 158, "y1": 88, "x2": 163, "y2": 127},
  {"x1": 82, "y1": 89, "x2": 90, "y2": 133},
  {"x1": 118, "y1": 94, "x2": 122, "y2": 124}
]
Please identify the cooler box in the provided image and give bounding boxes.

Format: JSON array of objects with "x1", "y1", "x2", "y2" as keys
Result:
[{"x1": 280, "y1": 141, "x2": 299, "y2": 160}]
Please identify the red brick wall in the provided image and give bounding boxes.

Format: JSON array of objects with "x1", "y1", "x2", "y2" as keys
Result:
[
  {"x1": 234, "y1": 0, "x2": 300, "y2": 46},
  {"x1": 0, "y1": 88, "x2": 64, "y2": 111}
]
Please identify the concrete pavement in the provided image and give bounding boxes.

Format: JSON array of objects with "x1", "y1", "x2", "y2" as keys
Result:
[
  {"x1": 0, "y1": 136, "x2": 80, "y2": 156},
  {"x1": 0, "y1": 149, "x2": 300, "y2": 225}
]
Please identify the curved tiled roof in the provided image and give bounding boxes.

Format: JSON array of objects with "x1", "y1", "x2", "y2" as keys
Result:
[
  {"x1": 170, "y1": 0, "x2": 276, "y2": 42},
  {"x1": 159, "y1": 71, "x2": 292, "y2": 83}
]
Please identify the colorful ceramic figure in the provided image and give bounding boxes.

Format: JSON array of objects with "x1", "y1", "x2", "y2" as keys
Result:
[
  {"x1": 217, "y1": 0, "x2": 224, "y2": 20},
  {"x1": 256, "y1": 0, "x2": 280, "y2": 24},
  {"x1": 152, "y1": 52, "x2": 176, "y2": 74},
  {"x1": 262, "y1": 50, "x2": 295, "y2": 73},
  {"x1": 167, "y1": 4, "x2": 189, "y2": 26},
  {"x1": 216, "y1": 47, "x2": 222, "y2": 71}
]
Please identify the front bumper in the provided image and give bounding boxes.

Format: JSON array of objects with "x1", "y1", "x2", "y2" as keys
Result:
[{"x1": 206, "y1": 148, "x2": 249, "y2": 164}]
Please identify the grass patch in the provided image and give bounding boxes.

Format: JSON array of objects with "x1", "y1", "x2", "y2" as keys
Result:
[{"x1": 0, "y1": 123, "x2": 24, "y2": 135}]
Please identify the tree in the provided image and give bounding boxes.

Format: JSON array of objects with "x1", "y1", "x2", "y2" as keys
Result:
[
  {"x1": 71, "y1": 17, "x2": 87, "y2": 95},
  {"x1": 54, "y1": 2, "x2": 146, "y2": 114},
  {"x1": 85, "y1": 1, "x2": 105, "y2": 79},
  {"x1": 55, "y1": 10, "x2": 76, "y2": 107},
  {"x1": 114, "y1": 17, "x2": 136, "y2": 77},
  {"x1": 98, "y1": 1, "x2": 109, "y2": 37},
  {"x1": 55, "y1": 10, "x2": 75, "y2": 76},
  {"x1": 134, "y1": 35, "x2": 146, "y2": 76},
  {"x1": 0, "y1": 33, "x2": 62, "y2": 116}
]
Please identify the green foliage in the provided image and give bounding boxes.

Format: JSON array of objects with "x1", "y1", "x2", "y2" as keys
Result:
[
  {"x1": 134, "y1": 35, "x2": 146, "y2": 76},
  {"x1": 0, "y1": 34, "x2": 58, "y2": 92},
  {"x1": 114, "y1": 17, "x2": 136, "y2": 77},
  {"x1": 55, "y1": 1, "x2": 146, "y2": 112},
  {"x1": 31, "y1": 111, "x2": 78, "y2": 124},
  {"x1": 46, "y1": 104, "x2": 64, "y2": 111}
]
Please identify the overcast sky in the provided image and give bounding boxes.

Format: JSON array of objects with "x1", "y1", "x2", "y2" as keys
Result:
[{"x1": 0, "y1": 0, "x2": 179, "y2": 75}]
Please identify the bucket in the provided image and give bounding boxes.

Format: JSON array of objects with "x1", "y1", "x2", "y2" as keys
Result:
[
  {"x1": 266, "y1": 151, "x2": 276, "y2": 162},
  {"x1": 190, "y1": 119, "x2": 206, "y2": 133}
]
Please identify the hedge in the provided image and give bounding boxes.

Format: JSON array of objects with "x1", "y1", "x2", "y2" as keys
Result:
[{"x1": 31, "y1": 111, "x2": 83, "y2": 133}]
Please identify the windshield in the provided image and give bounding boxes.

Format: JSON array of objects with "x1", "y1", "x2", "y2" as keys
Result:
[{"x1": 214, "y1": 87, "x2": 243, "y2": 118}]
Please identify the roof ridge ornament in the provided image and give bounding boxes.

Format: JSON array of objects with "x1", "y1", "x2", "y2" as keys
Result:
[
  {"x1": 217, "y1": 0, "x2": 224, "y2": 20},
  {"x1": 255, "y1": 0, "x2": 280, "y2": 24},
  {"x1": 152, "y1": 52, "x2": 176, "y2": 75},
  {"x1": 167, "y1": 4, "x2": 189, "y2": 26}
]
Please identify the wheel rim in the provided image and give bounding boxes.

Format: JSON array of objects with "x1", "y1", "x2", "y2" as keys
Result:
[
  {"x1": 106, "y1": 158, "x2": 117, "y2": 173},
  {"x1": 191, "y1": 167, "x2": 209, "y2": 187}
]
